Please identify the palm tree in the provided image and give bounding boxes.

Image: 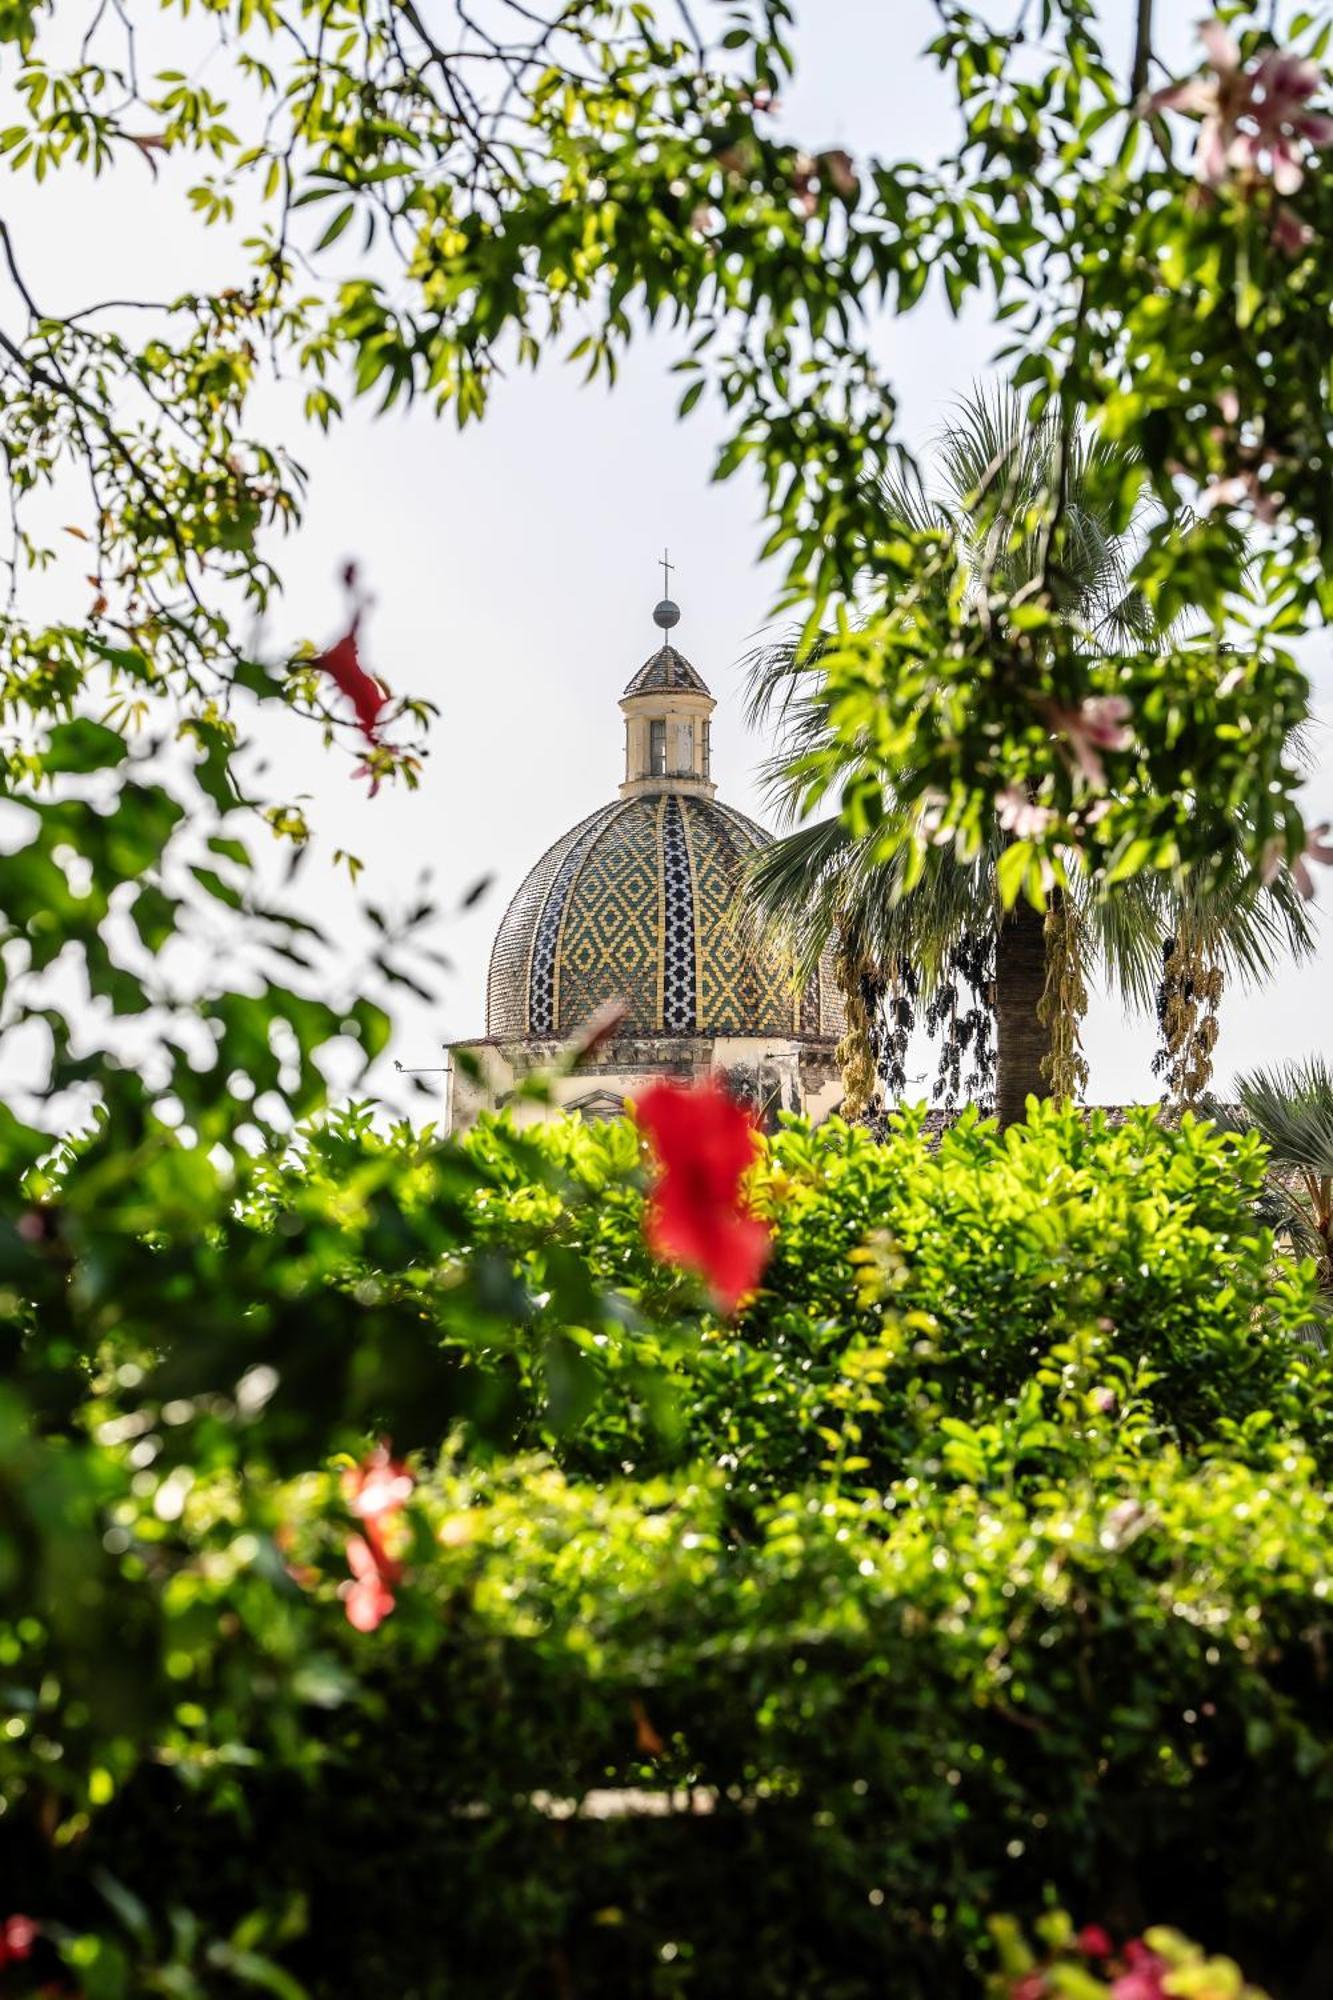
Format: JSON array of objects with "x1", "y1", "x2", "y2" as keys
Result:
[
  {"x1": 1211, "y1": 1058, "x2": 1333, "y2": 1307},
  {"x1": 745, "y1": 389, "x2": 1314, "y2": 1126}
]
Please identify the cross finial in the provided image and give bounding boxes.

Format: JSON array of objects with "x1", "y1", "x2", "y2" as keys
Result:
[{"x1": 652, "y1": 549, "x2": 681, "y2": 634}]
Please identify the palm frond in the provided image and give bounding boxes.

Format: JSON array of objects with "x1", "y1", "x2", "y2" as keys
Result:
[
  {"x1": 744, "y1": 812, "x2": 994, "y2": 995},
  {"x1": 1229, "y1": 1058, "x2": 1333, "y2": 1173},
  {"x1": 735, "y1": 383, "x2": 1307, "y2": 1085},
  {"x1": 1088, "y1": 862, "x2": 1317, "y2": 1016}
]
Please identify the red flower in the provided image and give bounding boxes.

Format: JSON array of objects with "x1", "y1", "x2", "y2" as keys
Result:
[
  {"x1": 343, "y1": 1443, "x2": 413, "y2": 1525},
  {"x1": 1076, "y1": 1925, "x2": 1115, "y2": 1959},
  {"x1": 315, "y1": 619, "x2": 386, "y2": 746},
  {"x1": 341, "y1": 1533, "x2": 396, "y2": 1632},
  {"x1": 1111, "y1": 1939, "x2": 1170, "y2": 2000},
  {"x1": 339, "y1": 1444, "x2": 412, "y2": 1628},
  {"x1": 0, "y1": 1915, "x2": 37, "y2": 1966},
  {"x1": 634, "y1": 1078, "x2": 771, "y2": 1314}
]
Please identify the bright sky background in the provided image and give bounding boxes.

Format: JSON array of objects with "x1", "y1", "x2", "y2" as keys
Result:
[{"x1": 5, "y1": 0, "x2": 1330, "y2": 1117}]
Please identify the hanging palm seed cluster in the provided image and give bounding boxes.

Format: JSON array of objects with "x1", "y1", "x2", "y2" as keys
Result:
[
  {"x1": 1040, "y1": 898, "x2": 1091, "y2": 1103},
  {"x1": 923, "y1": 932, "x2": 997, "y2": 1110},
  {"x1": 879, "y1": 957, "x2": 919, "y2": 1102},
  {"x1": 1153, "y1": 923, "x2": 1225, "y2": 1105}
]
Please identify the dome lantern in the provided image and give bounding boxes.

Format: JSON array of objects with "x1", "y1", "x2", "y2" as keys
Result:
[{"x1": 620, "y1": 563, "x2": 716, "y2": 799}]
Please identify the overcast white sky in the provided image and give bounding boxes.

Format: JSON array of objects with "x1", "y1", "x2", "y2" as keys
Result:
[{"x1": 5, "y1": 0, "x2": 1330, "y2": 1114}]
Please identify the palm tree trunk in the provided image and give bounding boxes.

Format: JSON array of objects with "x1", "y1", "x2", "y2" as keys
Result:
[{"x1": 994, "y1": 895, "x2": 1051, "y2": 1128}]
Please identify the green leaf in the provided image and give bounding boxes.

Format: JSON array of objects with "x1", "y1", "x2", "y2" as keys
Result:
[
  {"x1": 43, "y1": 719, "x2": 128, "y2": 774},
  {"x1": 314, "y1": 202, "x2": 355, "y2": 251},
  {"x1": 995, "y1": 839, "x2": 1033, "y2": 910}
]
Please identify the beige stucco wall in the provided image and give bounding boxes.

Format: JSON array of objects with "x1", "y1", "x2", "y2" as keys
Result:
[
  {"x1": 619, "y1": 689, "x2": 716, "y2": 798},
  {"x1": 446, "y1": 1034, "x2": 844, "y2": 1136}
]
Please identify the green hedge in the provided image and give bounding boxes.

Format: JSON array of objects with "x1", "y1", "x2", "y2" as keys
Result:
[
  {"x1": 465, "y1": 1103, "x2": 1328, "y2": 1497},
  {"x1": 4, "y1": 1104, "x2": 1332, "y2": 1995},
  {"x1": 42, "y1": 1435, "x2": 1333, "y2": 1996}
]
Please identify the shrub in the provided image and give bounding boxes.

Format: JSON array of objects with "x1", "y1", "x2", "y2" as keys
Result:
[
  {"x1": 24, "y1": 1428, "x2": 1333, "y2": 1995},
  {"x1": 4, "y1": 1102, "x2": 1333, "y2": 1996},
  {"x1": 464, "y1": 1103, "x2": 1328, "y2": 1500}
]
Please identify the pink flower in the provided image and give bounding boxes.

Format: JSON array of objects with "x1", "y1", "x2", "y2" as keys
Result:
[
  {"x1": 1150, "y1": 22, "x2": 1250, "y2": 185},
  {"x1": 339, "y1": 1443, "x2": 412, "y2": 1628},
  {"x1": 1259, "y1": 821, "x2": 1333, "y2": 898},
  {"x1": 1111, "y1": 1973, "x2": 1167, "y2": 2000},
  {"x1": 1272, "y1": 203, "x2": 1314, "y2": 254},
  {"x1": 917, "y1": 791, "x2": 958, "y2": 847},
  {"x1": 1248, "y1": 48, "x2": 1333, "y2": 190},
  {"x1": 1149, "y1": 22, "x2": 1333, "y2": 193},
  {"x1": 343, "y1": 1444, "x2": 414, "y2": 1525},
  {"x1": 996, "y1": 786, "x2": 1057, "y2": 839},
  {"x1": 820, "y1": 148, "x2": 859, "y2": 198},
  {"x1": 341, "y1": 1533, "x2": 397, "y2": 1632},
  {"x1": 1076, "y1": 1924, "x2": 1115, "y2": 1959},
  {"x1": 343, "y1": 1443, "x2": 412, "y2": 1582},
  {"x1": 1293, "y1": 821, "x2": 1333, "y2": 899},
  {"x1": 1111, "y1": 1939, "x2": 1170, "y2": 2000},
  {"x1": 1201, "y1": 456, "x2": 1283, "y2": 524},
  {"x1": 1047, "y1": 694, "x2": 1133, "y2": 787},
  {"x1": 0, "y1": 1915, "x2": 37, "y2": 1967}
]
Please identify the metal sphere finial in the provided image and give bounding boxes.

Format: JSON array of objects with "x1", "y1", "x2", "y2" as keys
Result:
[{"x1": 653, "y1": 547, "x2": 679, "y2": 634}]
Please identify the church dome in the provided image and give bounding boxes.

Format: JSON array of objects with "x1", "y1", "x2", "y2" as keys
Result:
[
  {"x1": 486, "y1": 791, "x2": 843, "y2": 1042},
  {"x1": 484, "y1": 575, "x2": 845, "y2": 1056}
]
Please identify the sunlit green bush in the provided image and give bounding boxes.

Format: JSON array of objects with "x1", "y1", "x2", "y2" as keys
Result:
[
  {"x1": 3, "y1": 1102, "x2": 1332, "y2": 1995},
  {"x1": 465, "y1": 1103, "x2": 1329, "y2": 1498}
]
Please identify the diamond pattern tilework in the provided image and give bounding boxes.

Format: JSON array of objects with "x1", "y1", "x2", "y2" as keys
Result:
[
  {"x1": 799, "y1": 962, "x2": 822, "y2": 1036},
  {"x1": 487, "y1": 811, "x2": 601, "y2": 1037},
  {"x1": 660, "y1": 796, "x2": 697, "y2": 1031},
  {"x1": 487, "y1": 787, "x2": 846, "y2": 1048},
  {"x1": 819, "y1": 966, "x2": 847, "y2": 1039},
  {"x1": 555, "y1": 796, "x2": 663, "y2": 1034},
  {"x1": 526, "y1": 803, "x2": 625, "y2": 1036},
  {"x1": 716, "y1": 803, "x2": 837, "y2": 1036},
  {"x1": 683, "y1": 797, "x2": 796, "y2": 1036},
  {"x1": 712, "y1": 803, "x2": 769, "y2": 851}
]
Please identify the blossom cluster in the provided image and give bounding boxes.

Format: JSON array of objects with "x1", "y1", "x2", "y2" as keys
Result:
[
  {"x1": 340, "y1": 1442, "x2": 414, "y2": 1631},
  {"x1": 1150, "y1": 21, "x2": 1333, "y2": 207},
  {"x1": 634, "y1": 1076, "x2": 770, "y2": 1314},
  {"x1": 1004, "y1": 1920, "x2": 1267, "y2": 2000}
]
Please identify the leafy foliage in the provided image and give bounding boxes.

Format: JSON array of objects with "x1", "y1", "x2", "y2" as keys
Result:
[
  {"x1": 742, "y1": 391, "x2": 1314, "y2": 1115},
  {"x1": 2, "y1": 0, "x2": 1331, "y2": 919},
  {"x1": 1211, "y1": 1056, "x2": 1333, "y2": 1305},
  {"x1": 5, "y1": 5, "x2": 1333, "y2": 1995},
  {"x1": 5, "y1": 1099, "x2": 1333, "y2": 1991}
]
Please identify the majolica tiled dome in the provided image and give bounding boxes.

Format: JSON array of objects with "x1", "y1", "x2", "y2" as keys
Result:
[
  {"x1": 488, "y1": 793, "x2": 843, "y2": 1041},
  {"x1": 485, "y1": 612, "x2": 845, "y2": 1047}
]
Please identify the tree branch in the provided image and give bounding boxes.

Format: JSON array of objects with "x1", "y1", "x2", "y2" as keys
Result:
[{"x1": 1130, "y1": 0, "x2": 1153, "y2": 102}]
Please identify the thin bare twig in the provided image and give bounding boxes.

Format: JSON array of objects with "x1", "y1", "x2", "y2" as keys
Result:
[{"x1": 1130, "y1": 0, "x2": 1154, "y2": 102}]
